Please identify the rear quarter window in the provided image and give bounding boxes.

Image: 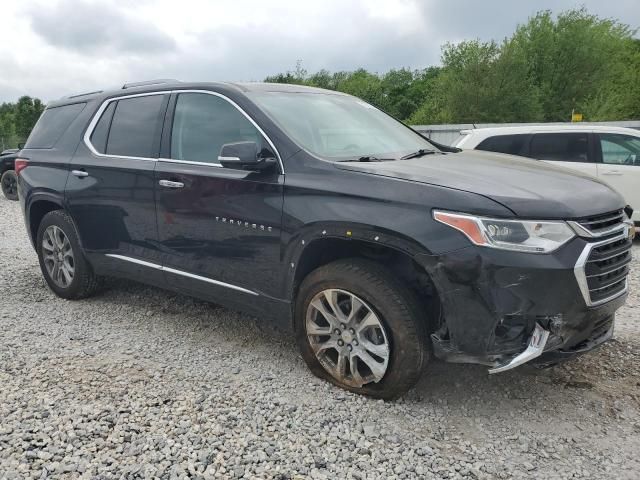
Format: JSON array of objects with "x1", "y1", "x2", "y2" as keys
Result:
[{"x1": 24, "y1": 103, "x2": 86, "y2": 149}]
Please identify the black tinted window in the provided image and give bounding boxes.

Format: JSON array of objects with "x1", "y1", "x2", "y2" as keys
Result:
[
  {"x1": 476, "y1": 134, "x2": 527, "y2": 155},
  {"x1": 89, "y1": 102, "x2": 116, "y2": 154},
  {"x1": 106, "y1": 95, "x2": 165, "y2": 158},
  {"x1": 171, "y1": 93, "x2": 263, "y2": 164},
  {"x1": 530, "y1": 133, "x2": 589, "y2": 162},
  {"x1": 25, "y1": 103, "x2": 86, "y2": 148}
]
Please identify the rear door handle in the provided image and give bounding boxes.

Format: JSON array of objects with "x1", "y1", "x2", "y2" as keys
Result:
[
  {"x1": 601, "y1": 170, "x2": 623, "y2": 176},
  {"x1": 159, "y1": 179, "x2": 184, "y2": 188},
  {"x1": 71, "y1": 169, "x2": 89, "y2": 178}
]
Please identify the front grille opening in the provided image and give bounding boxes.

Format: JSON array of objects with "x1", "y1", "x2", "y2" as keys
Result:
[{"x1": 581, "y1": 233, "x2": 632, "y2": 304}]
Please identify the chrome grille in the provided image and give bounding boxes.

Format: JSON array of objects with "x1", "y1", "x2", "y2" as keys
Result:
[
  {"x1": 574, "y1": 231, "x2": 632, "y2": 306},
  {"x1": 569, "y1": 209, "x2": 626, "y2": 238}
]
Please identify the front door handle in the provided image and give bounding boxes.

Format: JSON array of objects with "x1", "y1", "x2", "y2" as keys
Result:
[
  {"x1": 159, "y1": 179, "x2": 185, "y2": 188},
  {"x1": 71, "y1": 169, "x2": 89, "y2": 178},
  {"x1": 601, "y1": 170, "x2": 623, "y2": 176}
]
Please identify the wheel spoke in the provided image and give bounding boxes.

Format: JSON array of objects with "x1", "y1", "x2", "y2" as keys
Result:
[
  {"x1": 310, "y1": 298, "x2": 339, "y2": 327},
  {"x1": 334, "y1": 352, "x2": 348, "y2": 378},
  {"x1": 306, "y1": 321, "x2": 332, "y2": 336},
  {"x1": 312, "y1": 337, "x2": 339, "y2": 354},
  {"x1": 347, "y1": 296, "x2": 365, "y2": 323},
  {"x1": 359, "y1": 337, "x2": 390, "y2": 360},
  {"x1": 356, "y1": 311, "x2": 380, "y2": 332},
  {"x1": 323, "y1": 290, "x2": 346, "y2": 322},
  {"x1": 354, "y1": 350, "x2": 387, "y2": 382},
  {"x1": 60, "y1": 266, "x2": 72, "y2": 286},
  {"x1": 349, "y1": 356, "x2": 366, "y2": 387}
]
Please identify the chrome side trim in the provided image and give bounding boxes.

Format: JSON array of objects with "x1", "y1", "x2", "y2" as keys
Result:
[
  {"x1": 488, "y1": 323, "x2": 549, "y2": 374},
  {"x1": 105, "y1": 254, "x2": 162, "y2": 270},
  {"x1": 158, "y1": 158, "x2": 223, "y2": 168},
  {"x1": 573, "y1": 231, "x2": 629, "y2": 307},
  {"x1": 83, "y1": 89, "x2": 285, "y2": 174},
  {"x1": 105, "y1": 254, "x2": 258, "y2": 296},
  {"x1": 218, "y1": 156, "x2": 240, "y2": 161},
  {"x1": 162, "y1": 266, "x2": 258, "y2": 296}
]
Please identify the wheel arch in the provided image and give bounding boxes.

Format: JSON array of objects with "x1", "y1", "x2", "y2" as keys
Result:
[
  {"x1": 27, "y1": 197, "x2": 70, "y2": 248},
  {"x1": 288, "y1": 229, "x2": 442, "y2": 333}
]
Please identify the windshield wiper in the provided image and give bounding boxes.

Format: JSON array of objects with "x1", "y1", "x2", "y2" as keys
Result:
[
  {"x1": 400, "y1": 149, "x2": 436, "y2": 160},
  {"x1": 338, "y1": 156, "x2": 395, "y2": 162}
]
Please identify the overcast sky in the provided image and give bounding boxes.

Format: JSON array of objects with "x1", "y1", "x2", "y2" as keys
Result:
[{"x1": 1, "y1": 0, "x2": 638, "y2": 103}]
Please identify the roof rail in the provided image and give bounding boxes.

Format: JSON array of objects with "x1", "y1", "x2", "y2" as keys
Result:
[
  {"x1": 66, "y1": 90, "x2": 103, "y2": 99},
  {"x1": 122, "y1": 79, "x2": 179, "y2": 89}
]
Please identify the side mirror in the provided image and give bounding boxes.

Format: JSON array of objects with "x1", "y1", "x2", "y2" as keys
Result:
[{"x1": 218, "y1": 142, "x2": 277, "y2": 171}]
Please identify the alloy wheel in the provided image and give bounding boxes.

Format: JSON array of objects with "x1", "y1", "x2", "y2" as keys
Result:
[
  {"x1": 306, "y1": 289, "x2": 390, "y2": 387},
  {"x1": 42, "y1": 225, "x2": 75, "y2": 288}
]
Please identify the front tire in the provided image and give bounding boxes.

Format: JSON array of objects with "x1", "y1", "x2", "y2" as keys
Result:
[
  {"x1": 1, "y1": 169, "x2": 18, "y2": 201},
  {"x1": 295, "y1": 259, "x2": 428, "y2": 399},
  {"x1": 36, "y1": 210, "x2": 102, "y2": 299}
]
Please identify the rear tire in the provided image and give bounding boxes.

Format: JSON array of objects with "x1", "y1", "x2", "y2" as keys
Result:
[
  {"x1": 295, "y1": 258, "x2": 428, "y2": 399},
  {"x1": 1, "y1": 169, "x2": 18, "y2": 201},
  {"x1": 36, "y1": 210, "x2": 102, "y2": 299}
]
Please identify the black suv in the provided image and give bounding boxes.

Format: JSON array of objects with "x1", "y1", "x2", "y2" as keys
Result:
[{"x1": 17, "y1": 80, "x2": 634, "y2": 398}]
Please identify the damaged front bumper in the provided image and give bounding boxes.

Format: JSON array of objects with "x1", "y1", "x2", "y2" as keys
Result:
[{"x1": 416, "y1": 234, "x2": 629, "y2": 372}]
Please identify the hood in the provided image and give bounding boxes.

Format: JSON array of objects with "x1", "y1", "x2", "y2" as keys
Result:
[{"x1": 335, "y1": 150, "x2": 625, "y2": 219}]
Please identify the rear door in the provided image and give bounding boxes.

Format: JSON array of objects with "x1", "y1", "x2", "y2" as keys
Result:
[
  {"x1": 66, "y1": 92, "x2": 169, "y2": 280},
  {"x1": 527, "y1": 131, "x2": 598, "y2": 177},
  {"x1": 595, "y1": 132, "x2": 640, "y2": 223},
  {"x1": 154, "y1": 91, "x2": 284, "y2": 306}
]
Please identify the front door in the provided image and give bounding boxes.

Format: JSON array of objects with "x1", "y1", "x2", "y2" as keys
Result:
[
  {"x1": 154, "y1": 91, "x2": 285, "y2": 308},
  {"x1": 596, "y1": 132, "x2": 640, "y2": 223},
  {"x1": 66, "y1": 92, "x2": 169, "y2": 282}
]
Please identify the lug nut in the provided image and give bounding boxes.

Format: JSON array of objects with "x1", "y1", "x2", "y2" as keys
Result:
[
  {"x1": 340, "y1": 324, "x2": 346, "y2": 329},
  {"x1": 349, "y1": 328, "x2": 355, "y2": 334},
  {"x1": 334, "y1": 329, "x2": 340, "y2": 335},
  {"x1": 347, "y1": 344, "x2": 353, "y2": 351},
  {"x1": 337, "y1": 339, "x2": 344, "y2": 346},
  {"x1": 353, "y1": 340, "x2": 359, "y2": 346}
]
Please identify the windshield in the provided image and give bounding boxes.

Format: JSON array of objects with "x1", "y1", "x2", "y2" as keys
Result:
[{"x1": 247, "y1": 91, "x2": 437, "y2": 160}]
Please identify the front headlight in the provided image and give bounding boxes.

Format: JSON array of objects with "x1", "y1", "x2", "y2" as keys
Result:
[{"x1": 433, "y1": 210, "x2": 575, "y2": 253}]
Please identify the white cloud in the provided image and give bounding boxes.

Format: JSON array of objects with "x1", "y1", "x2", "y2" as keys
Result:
[{"x1": 0, "y1": 0, "x2": 637, "y2": 103}]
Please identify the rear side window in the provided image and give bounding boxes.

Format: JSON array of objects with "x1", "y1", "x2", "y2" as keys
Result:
[
  {"x1": 89, "y1": 102, "x2": 116, "y2": 154},
  {"x1": 106, "y1": 95, "x2": 166, "y2": 158},
  {"x1": 529, "y1": 133, "x2": 590, "y2": 162},
  {"x1": 25, "y1": 103, "x2": 86, "y2": 148},
  {"x1": 476, "y1": 134, "x2": 527, "y2": 155}
]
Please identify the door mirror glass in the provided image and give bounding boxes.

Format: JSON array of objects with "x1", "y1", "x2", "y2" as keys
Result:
[{"x1": 219, "y1": 142, "x2": 277, "y2": 171}]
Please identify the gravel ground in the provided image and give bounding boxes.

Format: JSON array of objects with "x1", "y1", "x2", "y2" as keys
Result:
[{"x1": 0, "y1": 197, "x2": 639, "y2": 480}]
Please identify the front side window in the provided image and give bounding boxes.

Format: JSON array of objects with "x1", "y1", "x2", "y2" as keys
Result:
[
  {"x1": 529, "y1": 133, "x2": 590, "y2": 162},
  {"x1": 247, "y1": 92, "x2": 436, "y2": 160},
  {"x1": 106, "y1": 95, "x2": 166, "y2": 158},
  {"x1": 476, "y1": 134, "x2": 528, "y2": 155},
  {"x1": 170, "y1": 93, "x2": 264, "y2": 164},
  {"x1": 599, "y1": 133, "x2": 640, "y2": 166}
]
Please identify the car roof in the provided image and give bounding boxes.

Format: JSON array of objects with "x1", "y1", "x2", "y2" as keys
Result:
[
  {"x1": 461, "y1": 124, "x2": 640, "y2": 136},
  {"x1": 48, "y1": 80, "x2": 345, "y2": 108}
]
